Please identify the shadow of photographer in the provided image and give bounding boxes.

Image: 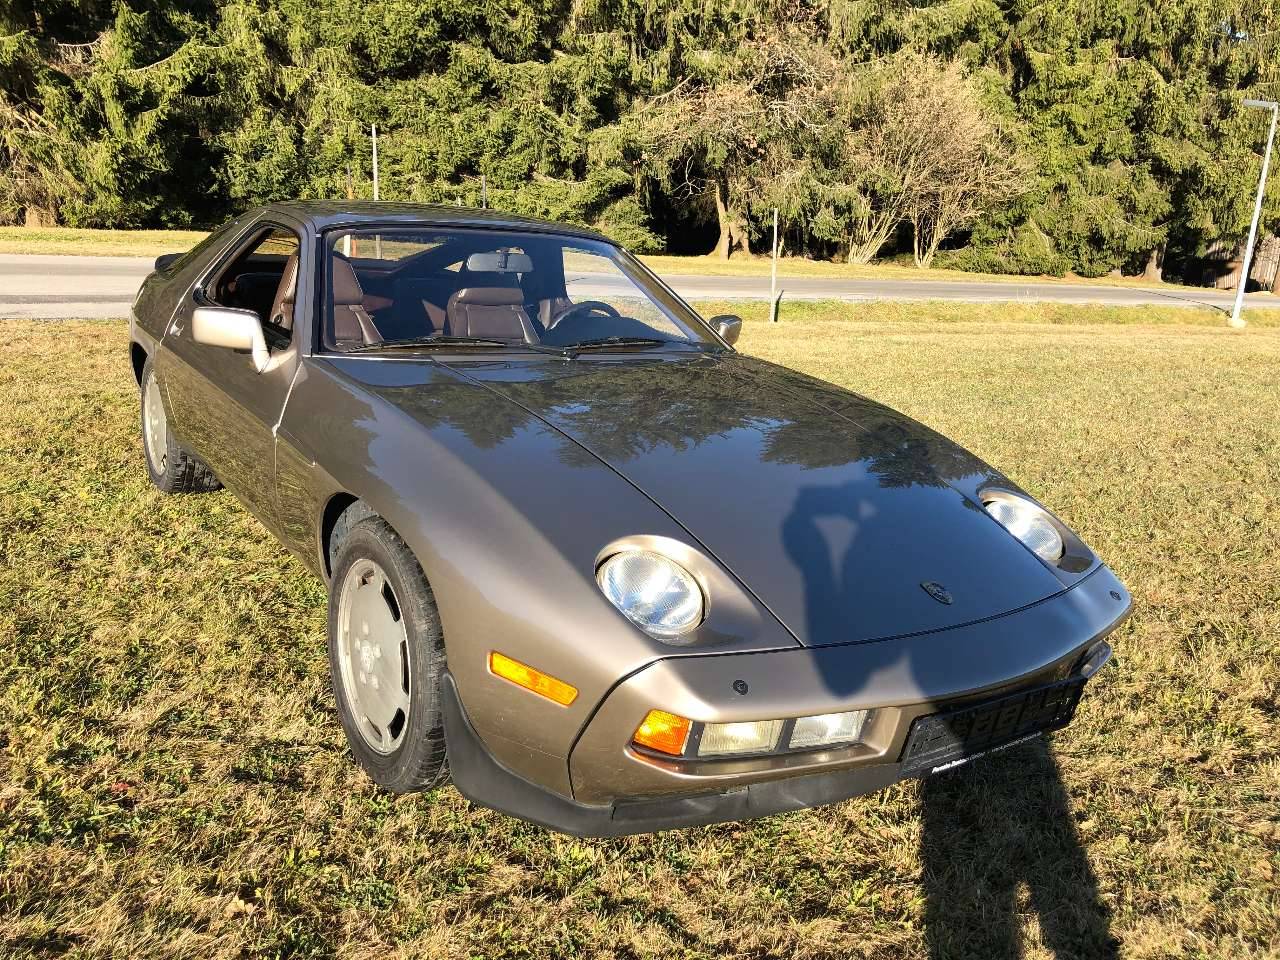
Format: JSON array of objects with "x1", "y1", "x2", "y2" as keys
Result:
[
  {"x1": 919, "y1": 738, "x2": 1118, "y2": 959},
  {"x1": 777, "y1": 476, "x2": 1119, "y2": 959}
]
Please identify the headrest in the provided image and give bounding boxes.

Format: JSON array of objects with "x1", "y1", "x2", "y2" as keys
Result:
[
  {"x1": 465, "y1": 251, "x2": 534, "y2": 274},
  {"x1": 331, "y1": 256, "x2": 365, "y2": 306},
  {"x1": 451, "y1": 286, "x2": 524, "y2": 306},
  {"x1": 230, "y1": 273, "x2": 280, "y2": 298}
]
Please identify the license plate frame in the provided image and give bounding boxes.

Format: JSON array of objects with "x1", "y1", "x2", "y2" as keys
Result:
[{"x1": 900, "y1": 674, "x2": 1087, "y2": 778}]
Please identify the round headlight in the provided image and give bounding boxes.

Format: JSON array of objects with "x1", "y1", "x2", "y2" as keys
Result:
[
  {"x1": 983, "y1": 495, "x2": 1065, "y2": 564},
  {"x1": 597, "y1": 550, "x2": 704, "y2": 639}
]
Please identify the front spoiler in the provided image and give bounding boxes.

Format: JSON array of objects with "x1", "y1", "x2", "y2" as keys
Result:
[
  {"x1": 443, "y1": 565, "x2": 1131, "y2": 837},
  {"x1": 442, "y1": 671, "x2": 903, "y2": 837},
  {"x1": 444, "y1": 646, "x2": 1115, "y2": 837}
]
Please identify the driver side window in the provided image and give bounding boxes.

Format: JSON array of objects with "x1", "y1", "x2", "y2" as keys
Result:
[
  {"x1": 560, "y1": 248, "x2": 684, "y2": 338},
  {"x1": 211, "y1": 226, "x2": 300, "y2": 347}
]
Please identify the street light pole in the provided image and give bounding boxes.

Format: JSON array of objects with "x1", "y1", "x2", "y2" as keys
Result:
[{"x1": 1231, "y1": 99, "x2": 1278, "y2": 329}]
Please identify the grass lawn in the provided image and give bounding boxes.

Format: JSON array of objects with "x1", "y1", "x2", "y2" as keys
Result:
[
  {"x1": 0, "y1": 227, "x2": 210, "y2": 259},
  {"x1": 1, "y1": 309, "x2": 1277, "y2": 958},
  {"x1": 0, "y1": 225, "x2": 1206, "y2": 292},
  {"x1": 643, "y1": 254, "x2": 1189, "y2": 290}
]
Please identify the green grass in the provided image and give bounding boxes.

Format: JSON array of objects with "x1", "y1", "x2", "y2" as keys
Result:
[
  {"x1": 2, "y1": 309, "x2": 1278, "y2": 958},
  {"x1": 644, "y1": 253, "x2": 1193, "y2": 289},
  {"x1": 708, "y1": 298, "x2": 1280, "y2": 328},
  {"x1": 0, "y1": 225, "x2": 1212, "y2": 292},
  {"x1": 0, "y1": 226, "x2": 209, "y2": 258}
]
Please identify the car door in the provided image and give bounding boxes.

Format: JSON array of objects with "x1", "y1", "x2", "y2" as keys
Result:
[{"x1": 157, "y1": 219, "x2": 307, "y2": 531}]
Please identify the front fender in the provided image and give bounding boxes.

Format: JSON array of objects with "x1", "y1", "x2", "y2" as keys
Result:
[{"x1": 277, "y1": 356, "x2": 798, "y2": 796}]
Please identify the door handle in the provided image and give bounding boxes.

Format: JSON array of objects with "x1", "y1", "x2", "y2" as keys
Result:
[{"x1": 169, "y1": 318, "x2": 184, "y2": 336}]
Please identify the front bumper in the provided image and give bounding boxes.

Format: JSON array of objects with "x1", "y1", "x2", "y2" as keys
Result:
[{"x1": 444, "y1": 565, "x2": 1131, "y2": 836}]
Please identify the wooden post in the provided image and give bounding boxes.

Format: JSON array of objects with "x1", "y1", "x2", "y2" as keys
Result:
[
  {"x1": 769, "y1": 209, "x2": 781, "y2": 323},
  {"x1": 343, "y1": 164, "x2": 353, "y2": 257},
  {"x1": 371, "y1": 125, "x2": 382, "y2": 258}
]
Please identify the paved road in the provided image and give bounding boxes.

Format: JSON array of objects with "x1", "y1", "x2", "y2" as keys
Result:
[{"x1": 2, "y1": 253, "x2": 1276, "y2": 319}]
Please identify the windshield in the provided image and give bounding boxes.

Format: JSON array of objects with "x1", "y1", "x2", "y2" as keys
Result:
[{"x1": 321, "y1": 227, "x2": 719, "y2": 353}]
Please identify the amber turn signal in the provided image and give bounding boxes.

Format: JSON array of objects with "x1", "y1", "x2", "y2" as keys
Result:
[
  {"x1": 489, "y1": 651, "x2": 578, "y2": 706},
  {"x1": 632, "y1": 709, "x2": 692, "y2": 756}
]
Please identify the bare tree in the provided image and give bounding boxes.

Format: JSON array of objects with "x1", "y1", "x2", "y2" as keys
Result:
[
  {"x1": 902, "y1": 62, "x2": 1027, "y2": 267},
  {"x1": 630, "y1": 34, "x2": 832, "y2": 259},
  {"x1": 814, "y1": 54, "x2": 1025, "y2": 265}
]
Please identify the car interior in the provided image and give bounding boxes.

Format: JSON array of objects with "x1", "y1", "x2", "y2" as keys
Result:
[
  {"x1": 209, "y1": 227, "x2": 695, "y2": 353},
  {"x1": 210, "y1": 227, "x2": 301, "y2": 347},
  {"x1": 327, "y1": 233, "x2": 688, "y2": 351}
]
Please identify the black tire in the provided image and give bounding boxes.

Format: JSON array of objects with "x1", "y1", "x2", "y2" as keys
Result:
[
  {"x1": 327, "y1": 515, "x2": 449, "y2": 793},
  {"x1": 139, "y1": 355, "x2": 221, "y2": 494}
]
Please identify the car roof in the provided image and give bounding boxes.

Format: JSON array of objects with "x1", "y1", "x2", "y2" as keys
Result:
[{"x1": 260, "y1": 200, "x2": 614, "y2": 244}]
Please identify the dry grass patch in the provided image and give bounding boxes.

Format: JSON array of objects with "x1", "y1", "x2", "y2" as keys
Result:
[
  {"x1": 1, "y1": 313, "x2": 1277, "y2": 958},
  {"x1": 0, "y1": 227, "x2": 209, "y2": 258}
]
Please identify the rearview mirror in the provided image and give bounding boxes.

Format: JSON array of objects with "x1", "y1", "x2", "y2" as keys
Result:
[
  {"x1": 709, "y1": 314, "x2": 743, "y2": 346},
  {"x1": 465, "y1": 251, "x2": 534, "y2": 273},
  {"x1": 191, "y1": 306, "x2": 270, "y2": 373}
]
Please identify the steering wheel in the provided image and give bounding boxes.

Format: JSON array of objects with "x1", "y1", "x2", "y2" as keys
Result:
[{"x1": 549, "y1": 300, "x2": 621, "y2": 329}]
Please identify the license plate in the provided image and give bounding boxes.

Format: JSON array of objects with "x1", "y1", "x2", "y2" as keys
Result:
[{"x1": 900, "y1": 675, "x2": 1087, "y2": 778}]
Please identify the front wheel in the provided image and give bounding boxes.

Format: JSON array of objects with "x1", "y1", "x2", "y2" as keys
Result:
[
  {"x1": 139, "y1": 355, "x2": 220, "y2": 494},
  {"x1": 327, "y1": 515, "x2": 449, "y2": 792}
]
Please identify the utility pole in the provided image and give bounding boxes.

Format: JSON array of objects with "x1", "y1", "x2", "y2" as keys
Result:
[
  {"x1": 1231, "y1": 99, "x2": 1278, "y2": 329},
  {"x1": 481, "y1": 174, "x2": 487, "y2": 209}
]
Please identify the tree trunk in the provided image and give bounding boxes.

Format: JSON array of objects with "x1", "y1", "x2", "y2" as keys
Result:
[
  {"x1": 912, "y1": 213, "x2": 937, "y2": 268},
  {"x1": 1141, "y1": 245, "x2": 1164, "y2": 283},
  {"x1": 713, "y1": 182, "x2": 730, "y2": 259},
  {"x1": 712, "y1": 180, "x2": 750, "y2": 259},
  {"x1": 918, "y1": 223, "x2": 943, "y2": 269},
  {"x1": 845, "y1": 208, "x2": 899, "y2": 264}
]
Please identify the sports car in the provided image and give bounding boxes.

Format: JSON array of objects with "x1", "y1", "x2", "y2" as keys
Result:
[{"x1": 129, "y1": 201, "x2": 1131, "y2": 836}]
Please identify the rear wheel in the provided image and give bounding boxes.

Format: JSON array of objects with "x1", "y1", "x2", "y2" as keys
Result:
[
  {"x1": 327, "y1": 515, "x2": 449, "y2": 792},
  {"x1": 139, "y1": 355, "x2": 220, "y2": 494}
]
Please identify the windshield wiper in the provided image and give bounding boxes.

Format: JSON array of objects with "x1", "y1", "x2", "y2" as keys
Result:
[
  {"x1": 559, "y1": 336, "x2": 674, "y2": 354},
  {"x1": 344, "y1": 335, "x2": 566, "y2": 354}
]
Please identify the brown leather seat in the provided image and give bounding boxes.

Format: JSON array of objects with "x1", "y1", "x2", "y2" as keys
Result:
[
  {"x1": 266, "y1": 253, "x2": 299, "y2": 332},
  {"x1": 227, "y1": 271, "x2": 282, "y2": 321},
  {"x1": 445, "y1": 285, "x2": 536, "y2": 341},
  {"x1": 332, "y1": 257, "x2": 383, "y2": 347},
  {"x1": 390, "y1": 277, "x2": 451, "y2": 338}
]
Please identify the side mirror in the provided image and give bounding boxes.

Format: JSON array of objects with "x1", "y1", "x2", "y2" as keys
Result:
[
  {"x1": 154, "y1": 252, "x2": 183, "y2": 272},
  {"x1": 709, "y1": 314, "x2": 743, "y2": 346},
  {"x1": 191, "y1": 306, "x2": 270, "y2": 373}
]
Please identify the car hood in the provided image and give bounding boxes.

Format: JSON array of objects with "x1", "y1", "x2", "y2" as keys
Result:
[{"x1": 437, "y1": 352, "x2": 1066, "y2": 647}]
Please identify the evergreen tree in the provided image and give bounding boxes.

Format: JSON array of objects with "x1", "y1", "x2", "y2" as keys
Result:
[{"x1": 1, "y1": 0, "x2": 1275, "y2": 280}]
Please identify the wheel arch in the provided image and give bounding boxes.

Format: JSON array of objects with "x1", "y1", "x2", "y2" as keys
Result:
[
  {"x1": 322, "y1": 494, "x2": 406, "y2": 582},
  {"x1": 321, "y1": 493, "x2": 362, "y2": 579},
  {"x1": 130, "y1": 340, "x2": 148, "y2": 387}
]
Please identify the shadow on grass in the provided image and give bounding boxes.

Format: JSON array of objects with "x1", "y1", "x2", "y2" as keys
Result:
[{"x1": 920, "y1": 738, "x2": 1118, "y2": 959}]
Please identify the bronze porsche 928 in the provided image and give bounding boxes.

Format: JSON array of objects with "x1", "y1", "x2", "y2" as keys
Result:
[{"x1": 129, "y1": 202, "x2": 1131, "y2": 836}]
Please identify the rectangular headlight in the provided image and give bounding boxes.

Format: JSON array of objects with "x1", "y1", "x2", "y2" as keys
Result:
[
  {"x1": 697, "y1": 719, "x2": 784, "y2": 757},
  {"x1": 788, "y1": 710, "x2": 869, "y2": 750}
]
